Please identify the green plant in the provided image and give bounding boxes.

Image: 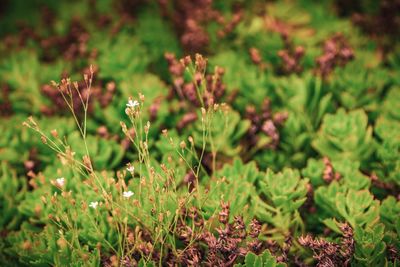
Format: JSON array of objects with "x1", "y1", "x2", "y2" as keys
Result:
[
  {"x1": 1, "y1": 0, "x2": 400, "y2": 265},
  {"x1": 234, "y1": 250, "x2": 286, "y2": 267},
  {"x1": 258, "y1": 168, "x2": 308, "y2": 238},
  {"x1": 312, "y1": 108, "x2": 374, "y2": 162}
]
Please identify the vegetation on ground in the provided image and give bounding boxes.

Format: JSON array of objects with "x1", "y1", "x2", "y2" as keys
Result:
[{"x1": 0, "y1": 0, "x2": 399, "y2": 266}]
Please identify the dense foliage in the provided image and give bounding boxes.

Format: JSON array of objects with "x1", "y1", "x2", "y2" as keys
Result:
[{"x1": 0, "y1": 0, "x2": 399, "y2": 266}]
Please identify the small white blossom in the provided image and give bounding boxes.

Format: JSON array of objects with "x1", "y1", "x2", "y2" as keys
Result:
[
  {"x1": 126, "y1": 99, "x2": 139, "y2": 108},
  {"x1": 123, "y1": 191, "x2": 134, "y2": 198},
  {"x1": 56, "y1": 177, "x2": 65, "y2": 187},
  {"x1": 126, "y1": 166, "x2": 135, "y2": 172},
  {"x1": 89, "y1": 201, "x2": 99, "y2": 209}
]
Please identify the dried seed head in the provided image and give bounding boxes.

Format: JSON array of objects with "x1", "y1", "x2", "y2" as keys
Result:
[
  {"x1": 180, "y1": 55, "x2": 192, "y2": 67},
  {"x1": 41, "y1": 196, "x2": 47, "y2": 204},
  {"x1": 249, "y1": 47, "x2": 262, "y2": 65},
  {"x1": 21, "y1": 241, "x2": 32, "y2": 251},
  {"x1": 139, "y1": 93, "x2": 145, "y2": 103},
  {"x1": 57, "y1": 237, "x2": 68, "y2": 250},
  {"x1": 188, "y1": 136, "x2": 194, "y2": 145},
  {"x1": 34, "y1": 205, "x2": 42, "y2": 215},
  {"x1": 83, "y1": 155, "x2": 93, "y2": 172},
  {"x1": 180, "y1": 141, "x2": 186, "y2": 149},
  {"x1": 195, "y1": 53, "x2": 207, "y2": 73},
  {"x1": 41, "y1": 136, "x2": 47, "y2": 144},
  {"x1": 219, "y1": 201, "x2": 230, "y2": 224},
  {"x1": 201, "y1": 107, "x2": 206, "y2": 117},
  {"x1": 51, "y1": 129, "x2": 58, "y2": 138},
  {"x1": 249, "y1": 219, "x2": 261, "y2": 238}
]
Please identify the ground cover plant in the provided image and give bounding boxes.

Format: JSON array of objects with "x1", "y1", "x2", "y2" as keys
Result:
[{"x1": 0, "y1": 0, "x2": 399, "y2": 266}]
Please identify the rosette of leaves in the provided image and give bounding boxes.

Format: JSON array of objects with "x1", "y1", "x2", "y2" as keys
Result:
[
  {"x1": 274, "y1": 73, "x2": 332, "y2": 131},
  {"x1": 353, "y1": 223, "x2": 387, "y2": 266},
  {"x1": 312, "y1": 108, "x2": 374, "y2": 162},
  {"x1": 379, "y1": 88, "x2": 400, "y2": 121},
  {"x1": 311, "y1": 160, "x2": 374, "y2": 238},
  {"x1": 201, "y1": 159, "x2": 264, "y2": 222},
  {"x1": 387, "y1": 45, "x2": 400, "y2": 70},
  {"x1": 0, "y1": 50, "x2": 65, "y2": 114},
  {"x1": 301, "y1": 158, "x2": 325, "y2": 187},
  {"x1": 314, "y1": 185, "x2": 389, "y2": 265},
  {"x1": 330, "y1": 62, "x2": 389, "y2": 112},
  {"x1": 0, "y1": 162, "x2": 26, "y2": 232},
  {"x1": 374, "y1": 87, "x2": 400, "y2": 186},
  {"x1": 266, "y1": 1, "x2": 314, "y2": 38},
  {"x1": 312, "y1": 181, "x2": 347, "y2": 227},
  {"x1": 135, "y1": 6, "x2": 180, "y2": 79},
  {"x1": 303, "y1": 158, "x2": 370, "y2": 190},
  {"x1": 0, "y1": 116, "x2": 33, "y2": 167},
  {"x1": 254, "y1": 112, "x2": 312, "y2": 171},
  {"x1": 257, "y1": 168, "x2": 308, "y2": 237},
  {"x1": 375, "y1": 116, "x2": 400, "y2": 144},
  {"x1": 0, "y1": 116, "x2": 75, "y2": 173},
  {"x1": 335, "y1": 189, "x2": 380, "y2": 229},
  {"x1": 315, "y1": 186, "x2": 388, "y2": 264},
  {"x1": 209, "y1": 51, "x2": 271, "y2": 109},
  {"x1": 234, "y1": 250, "x2": 286, "y2": 267},
  {"x1": 233, "y1": 13, "x2": 284, "y2": 67},
  {"x1": 380, "y1": 196, "x2": 400, "y2": 254},
  {"x1": 380, "y1": 197, "x2": 400, "y2": 235},
  {"x1": 374, "y1": 115, "x2": 400, "y2": 186},
  {"x1": 240, "y1": 1, "x2": 322, "y2": 70},
  {"x1": 255, "y1": 73, "x2": 333, "y2": 169},
  {"x1": 253, "y1": 149, "x2": 289, "y2": 172},
  {"x1": 372, "y1": 88, "x2": 400, "y2": 186},
  {"x1": 93, "y1": 33, "x2": 149, "y2": 83},
  {"x1": 314, "y1": 183, "x2": 377, "y2": 227},
  {"x1": 0, "y1": 162, "x2": 25, "y2": 263}
]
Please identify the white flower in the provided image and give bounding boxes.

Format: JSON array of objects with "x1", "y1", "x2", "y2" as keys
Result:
[
  {"x1": 89, "y1": 201, "x2": 99, "y2": 209},
  {"x1": 56, "y1": 177, "x2": 65, "y2": 187},
  {"x1": 126, "y1": 99, "x2": 139, "y2": 108},
  {"x1": 123, "y1": 191, "x2": 134, "y2": 198},
  {"x1": 126, "y1": 166, "x2": 135, "y2": 172}
]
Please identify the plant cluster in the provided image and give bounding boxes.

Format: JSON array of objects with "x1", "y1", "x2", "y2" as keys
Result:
[{"x1": 0, "y1": 0, "x2": 399, "y2": 266}]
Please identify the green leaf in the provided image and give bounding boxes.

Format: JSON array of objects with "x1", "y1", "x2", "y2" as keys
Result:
[
  {"x1": 235, "y1": 250, "x2": 286, "y2": 267},
  {"x1": 313, "y1": 108, "x2": 374, "y2": 162}
]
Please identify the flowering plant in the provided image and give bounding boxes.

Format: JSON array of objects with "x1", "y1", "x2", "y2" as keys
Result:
[{"x1": 0, "y1": 0, "x2": 399, "y2": 266}]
